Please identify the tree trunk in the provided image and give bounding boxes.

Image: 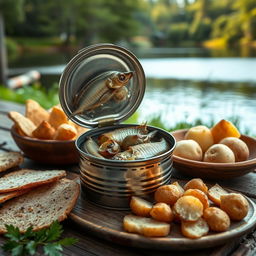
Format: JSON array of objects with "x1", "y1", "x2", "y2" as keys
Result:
[{"x1": 0, "y1": 12, "x2": 8, "y2": 86}]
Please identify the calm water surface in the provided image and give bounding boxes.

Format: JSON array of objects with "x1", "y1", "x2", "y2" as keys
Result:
[{"x1": 8, "y1": 48, "x2": 256, "y2": 134}]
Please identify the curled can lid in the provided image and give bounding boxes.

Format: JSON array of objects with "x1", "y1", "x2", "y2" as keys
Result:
[{"x1": 59, "y1": 43, "x2": 146, "y2": 128}]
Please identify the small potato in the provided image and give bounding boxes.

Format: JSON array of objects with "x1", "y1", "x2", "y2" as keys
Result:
[
  {"x1": 154, "y1": 185, "x2": 183, "y2": 206},
  {"x1": 211, "y1": 119, "x2": 240, "y2": 143},
  {"x1": 181, "y1": 218, "x2": 209, "y2": 239},
  {"x1": 184, "y1": 178, "x2": 208, "y2": 194},
  {"x1": 173, "y1": 140, "x2": 202, "y2": 161},
  {"x1": 130, "y1": 196, "x2": 153, "y2": 217},
  {"x1": 185, "y1": 125, "x2": 214, "y2": 152},
  {"x1": 208, "y1": 184, "x2": 229, "y2": 206},
  {"x1": 171, "y1": 181, "x2": 184, "y2": 195},
  {"x1": 204, "y1": 144, "x2": 235, "y2": 163},
  {"x1": 173, "y1": 196, "x2": 203, "y2": 222},
  {"x1": 220, "y1": 137, "x2": 249, "y2": 162},
  {"x1": 220, "y1": 193, "x2": 249, "y2": 221},
  {"x1": 183, "y1": 189, "x2": 209, "y2": 210},
  {"x1": 32, "y1": 121, "x2": 55, "y2": 140},
  {"x1": 150, "y1": 203, "x2": 174, "y2": 222},
  {"x1": 48, "y1": 106, "x2": 68, "y2": 129},
  {"x1": 203, "y1": 207, "x2": 230, "y2": 232},
  {"x1": 54, "y1": 123, "x2": 77, "y2": 140}
]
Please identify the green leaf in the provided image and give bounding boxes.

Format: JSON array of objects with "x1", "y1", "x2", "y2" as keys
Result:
[
  {"x1": 45, "y1": 221, "x2": 63, "y2": 242},
  {"x1": 34, "y1": 228, "x2": 48, "y2": 243},
  {"x1": 25, "y1": 240, "x2": 37, "y2": 255},
  {"x1": 57, "y1": 237, "x2": 78, "y2": 246},
  {"x1": 4, "y1": 225, "x2": 21, "y2": 242},
  {"x1": 11, "y1": 244, "x2": 24, "y2": 256},
  {"x1": 21, "y1": 226, "x2": 34, "y2": 240},
  {"x1": 2, "y1": 240, "x2": 20, "y2": 252},
  {"x1": 43, "y1": 243, "x2": 63, "y2": 256}
]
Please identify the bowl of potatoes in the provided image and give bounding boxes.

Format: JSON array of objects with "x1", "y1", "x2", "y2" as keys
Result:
[
  {"x1": 171, "y1": 120, "x2": 256, "y2": 179},
  {"x1": 9, "y1": 99, "x2": 88, "y2": 165}
]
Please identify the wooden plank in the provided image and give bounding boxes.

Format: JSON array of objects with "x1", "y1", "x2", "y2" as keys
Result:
[
  {"x1": 0, "y1": 113, "x2": 12, "y2": 130},
  {"x1": 0, "y1": 100, "x2": 25, "y2": 114}
]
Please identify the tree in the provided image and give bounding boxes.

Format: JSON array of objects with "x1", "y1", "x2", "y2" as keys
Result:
[{"x1": 0, "y1": 0, "x2": 24, "y2": 85}]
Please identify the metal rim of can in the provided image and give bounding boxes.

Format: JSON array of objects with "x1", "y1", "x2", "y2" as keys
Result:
[{"x1": 59, "y1": 43, "x2": 146, "y2": 128}]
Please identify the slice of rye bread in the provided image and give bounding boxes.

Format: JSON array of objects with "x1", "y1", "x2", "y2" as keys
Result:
[
  {"x1": 0, "y1": 188, "x2": 32, "y2": 204},
  {"x1": 0, "y1": 152, "x2": 24, "y2": 172},
  {"x1": 0, "y1": 178, "x2": 80, "y2": 233},
  {"x1": 0, "y1": 169, "x2": 66, "y2": 193}
]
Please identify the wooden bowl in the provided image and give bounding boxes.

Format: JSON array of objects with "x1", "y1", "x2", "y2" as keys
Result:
[
  {"x1": 171, "y1": 129, "x2": 256, "y2": 179},
  {"x1": 11, "y1": 126, "x2": 79, "y2": 165}
]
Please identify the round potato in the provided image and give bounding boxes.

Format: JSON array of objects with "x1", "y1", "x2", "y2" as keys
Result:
[
  {"x1": 173, "y1": 196, "x2": 203, "y2": 222},
  {"x1": 154, "y1": 185, "x2": 183, "y2": 206},
  {"x1": 203, "y1": 207, "x2": 230, "y2": 232},
  {"x1": 173, "y1": 140, "x2": 202, "y2": 161},
  {"x1": 183, "y1": 189, "x2": 209, "y2": 210},
  {"x1": 185, "y1": 125, "x2": 214, "y2": 152},
  {"x1": 204, "y1": 144, "x2": 235, "y2": 163},
  {"x1": 184, "y1": 178, "x2": 208, "y2": 194},
  {"x1": 220, "y1": 193, "x2": 249, "y2": 221},
  {"x1": 150, "y1": 203, "x2": 174, "y2": 222},
  {"x1": 130, "y1": 196, "x2": 153, "y2": 217},
  {"x1": 181, "y1": 218, "x2": 209, "y2": 239},
  {"x1": 220, "y1": 137, "x2": 249, "y2": 162}
]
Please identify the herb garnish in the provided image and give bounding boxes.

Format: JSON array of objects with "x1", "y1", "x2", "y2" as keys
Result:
[{"x1": 2, "y1": 221, "x2": 78, "y2": 256}]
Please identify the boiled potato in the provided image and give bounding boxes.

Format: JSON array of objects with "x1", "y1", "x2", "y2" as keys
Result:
[
  {"x1": 173, "y1": 140, "x2": 202, "y2": 161},
  {"x1": 204, "y1": 144, "x2": 235, "y2": 163},
  {"x1": 150, "y1": 203, "x2": 174, "y2": 222},
  {"x1": 185, "y1": 125, "x2": 214, "y2": 152},
  {"x1": 203, "y1": 207, "x2": 230, "y2": 232},
  {"x1": 154, "y1": 184, "x2": 183, "y2": 206},
  {"x1": 181, "y1": 218, "x2": 209, "y2": 239},
  {"x1": 220, "y1": 137, "x2": 249, "y2": 162},
  {"x1": 173, "y1": 196, "x2": 203, "y2": 222},
  {"x1": 220, "y1": 193, "x2": 249, "y2": 221},
  {"x1": 211, "y1": 119, "x2": 240, "y2": 143},
  {"x1": 184, "y1": 178, "x2": 208, "y2": 194}
]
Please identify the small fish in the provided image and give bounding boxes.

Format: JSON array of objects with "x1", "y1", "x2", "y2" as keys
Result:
[
  {"x1": 121, "y1": 130, "x2": 158, "y2": 150},
  {"x1": 113, "y1": 138, "x2": 169, "y2": 160},
  {"x1": 71, "y1": 71, "x2": 133, "y2": 116},
  {"x1": 113, "y1": 86, "x2": 129, "y2": 102},
  {"x1": 98, "y1": 139, "x2": 121, "y2": 158},
  {"x1": 98, "y1": 124, "x2": 148, "y2": 145},
  {"x1": 83, "y1": 137, "x2": 104, "y2": 158}
]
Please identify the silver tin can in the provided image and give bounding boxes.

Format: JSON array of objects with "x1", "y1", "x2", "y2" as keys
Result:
[
  {"x1": 76, "y1": 124, "x2": 175, "y2": 209},
  {"x1": 59, "y1": 44, "x2": 176, "y2": 209}
]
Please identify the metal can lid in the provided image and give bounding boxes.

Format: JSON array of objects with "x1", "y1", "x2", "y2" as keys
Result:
[{"x1": 59, "y1": 43, "x2": 145, "y2": 128}]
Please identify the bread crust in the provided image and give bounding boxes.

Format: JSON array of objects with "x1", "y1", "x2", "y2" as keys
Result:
[
  {"x1": 0, "y1": 178, "x2": 80, "y2": 233},
  {"x1": 0, "y1": 152, "x2": 24, "y2": 172},
  {"x1": 0, "y1": 169, "x2": 66, "y2": 193}
]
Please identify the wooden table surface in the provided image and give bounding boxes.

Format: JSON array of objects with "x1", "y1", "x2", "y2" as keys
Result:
[{"x1": 0, "y1": 99, "x2": 256, "y2": 256}]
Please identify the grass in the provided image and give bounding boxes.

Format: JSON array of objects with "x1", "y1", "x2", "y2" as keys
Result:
[{"x1": 0, "y1": 84, "x2": 59, "y2": 109}]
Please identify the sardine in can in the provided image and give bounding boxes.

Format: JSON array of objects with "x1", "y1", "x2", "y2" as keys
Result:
[{"x1": 59, "y1": 43, "x2": 176, "y2": 209}]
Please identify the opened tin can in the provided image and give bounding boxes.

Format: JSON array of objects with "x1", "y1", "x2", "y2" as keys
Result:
[{"x1": 59, "y1": 43, "x2": 176, "y2": 209}]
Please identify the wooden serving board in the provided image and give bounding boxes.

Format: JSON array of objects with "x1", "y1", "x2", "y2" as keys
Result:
[{"x1": 69, "y1": 189, "x2": 256, "y2": 251}]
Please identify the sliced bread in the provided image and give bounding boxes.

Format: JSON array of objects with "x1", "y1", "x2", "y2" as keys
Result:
[
  {"x1": 0, "y1": 189, "x2": 32, "y2": 203},
  {"x1": 0, "y1": 169, "x2": 66, "y2": 193},
  {"x1": 123, "y1": 214, "x2": 170, "y2": 237},
  {"x1": 0, "y1": 178, "x2": 80, "y2": 233},
  {"x1": 0, "y1": 152, "x2": 24, "y2": 172}
]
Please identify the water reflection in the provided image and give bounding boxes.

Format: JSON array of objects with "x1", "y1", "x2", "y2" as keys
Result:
[{"x1": 138, "y1": 79, "x2": 256, "y2": 135}]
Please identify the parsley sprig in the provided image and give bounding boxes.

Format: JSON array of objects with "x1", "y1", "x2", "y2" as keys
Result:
[{"x1": 2, "y1": 221, "x2": 78, "y2": 256}]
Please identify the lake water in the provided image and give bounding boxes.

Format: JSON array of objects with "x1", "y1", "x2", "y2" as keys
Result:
[{"x1": 8, "y1": 48, "x2": 256, "y2": 135}]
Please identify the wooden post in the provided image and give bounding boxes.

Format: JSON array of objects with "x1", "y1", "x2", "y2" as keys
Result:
[{"x1": 0, "y1": 12, "x2": 7, "y2": 86}]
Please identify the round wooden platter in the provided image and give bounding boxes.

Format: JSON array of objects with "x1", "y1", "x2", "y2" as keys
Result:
[{"x1": 69, "y1": 190, "x2": 256, "y2": 251}]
